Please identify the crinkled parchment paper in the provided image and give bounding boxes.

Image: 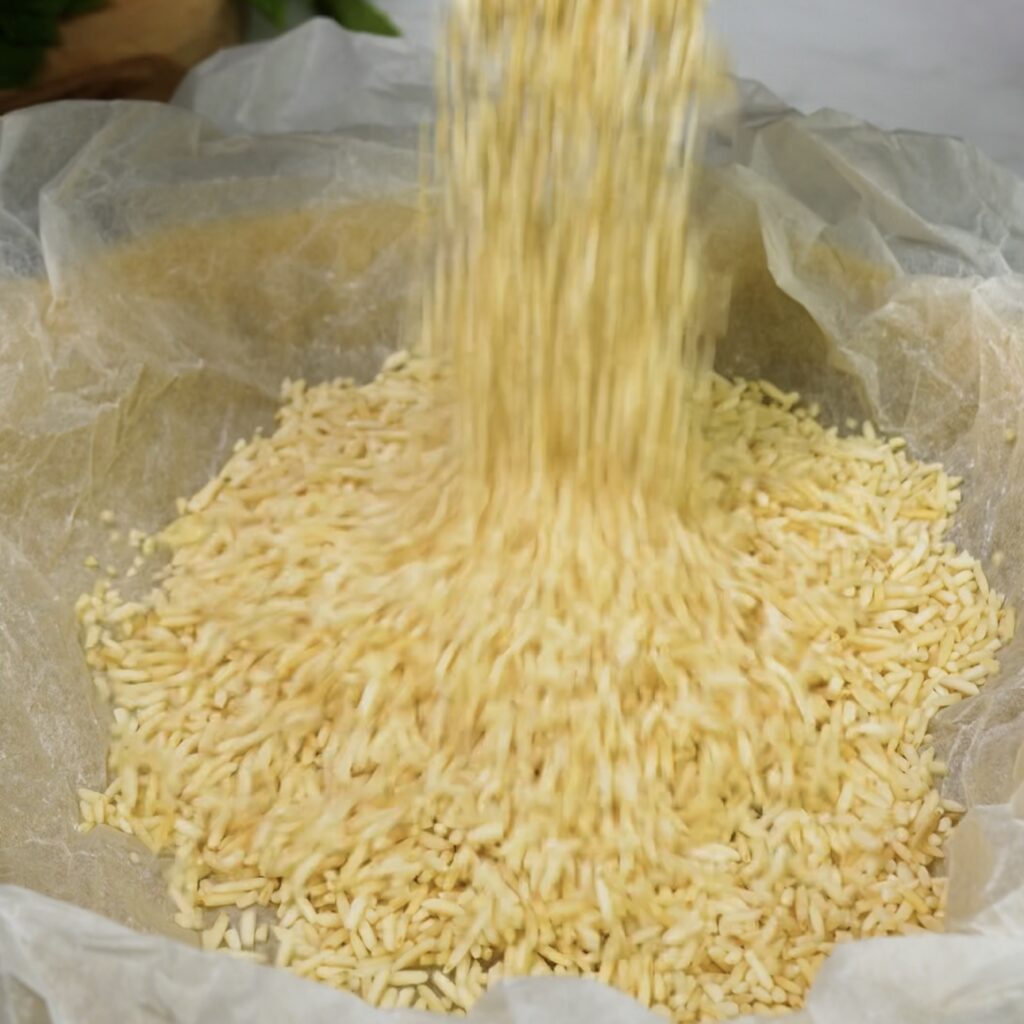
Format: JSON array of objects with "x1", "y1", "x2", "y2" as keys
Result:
[{"x1": 3, "y1": 8, "x2": 1024, "y2": 1022}]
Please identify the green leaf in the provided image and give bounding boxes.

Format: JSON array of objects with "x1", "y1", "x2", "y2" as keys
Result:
[
  {"x1": 0, "y1": 0, "x2": 107, "y2": 89},
  {"x1": 62, "y1": 0, "x2": 108, "y2": 16},
  {"x1": 246, "y1": 0, "x2": 290, "y2": 29},
  {"x1": 316, "y1": 0, "x2": 400, "y2": 37},
  {"x1": 0, "y1": 39, "x2": 46, "y2": 89},
  {"x1": 0, "y1": 3, "x2": 64, "y2": 48}
]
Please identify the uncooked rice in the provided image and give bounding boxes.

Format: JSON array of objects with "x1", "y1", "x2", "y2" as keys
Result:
[{"x1": 76, "y1": 0, "x2": 1012, "y2": 1021}]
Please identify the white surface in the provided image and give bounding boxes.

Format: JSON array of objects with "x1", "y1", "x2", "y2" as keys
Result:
[
  {"x1": 244, "y1": 0, "x2": 1024, "y2": 178},
  {"x1": 710, "y1": 0, "x2": 1024, "y2": 176}
]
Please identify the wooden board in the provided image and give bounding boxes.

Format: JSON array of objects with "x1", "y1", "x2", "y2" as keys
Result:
[{"x1": 0, "y1": 0, "x2": 241, "y2": 114}]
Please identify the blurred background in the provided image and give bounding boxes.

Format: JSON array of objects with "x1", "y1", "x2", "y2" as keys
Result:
[{"x1": 1, "y1": 0, "x2": 1021, "y2": 176}]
